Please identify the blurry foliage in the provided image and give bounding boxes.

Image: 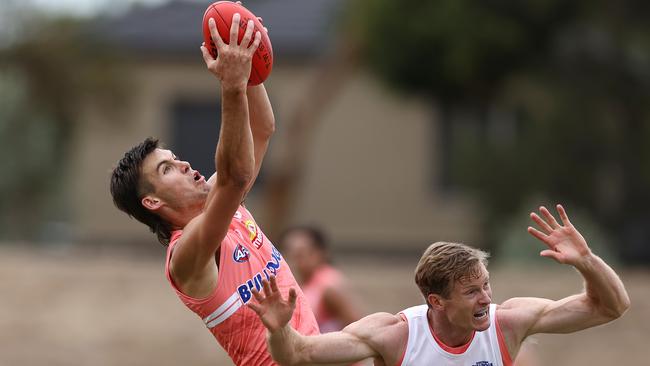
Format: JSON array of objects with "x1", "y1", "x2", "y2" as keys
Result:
[
  {"x1": 0, "y1": 14, "x2": 126, "y2": 241},
  {"x1": 496, "y1": 198, "x2": 617, "y2": 265},
  {"x1": 350, "y1": 0, "x2": 650, "y2": 262}
]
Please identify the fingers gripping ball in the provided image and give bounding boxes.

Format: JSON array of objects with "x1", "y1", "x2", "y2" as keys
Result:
[{"x1": 202, "y1": 1, "x2": 273, "y2": 85}]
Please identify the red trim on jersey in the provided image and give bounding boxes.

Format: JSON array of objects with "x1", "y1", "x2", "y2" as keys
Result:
[
  {"x1": 428, "y1": 319, "x2": 475, "y2": 354},
  {"x1": 396, "y1": 313, "x2": 408, "y2": 366},
  {"x1": 495, "y1": 313, "x2": 513, "y2": 366}
]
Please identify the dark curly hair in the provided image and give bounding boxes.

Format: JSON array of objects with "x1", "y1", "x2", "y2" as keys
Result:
[
  {"x1": 110, "y1": 137, "x2": 172, "y2": 246},
  {"x1": 279, "y1": 225, "x2": 328, "y2": 252}
]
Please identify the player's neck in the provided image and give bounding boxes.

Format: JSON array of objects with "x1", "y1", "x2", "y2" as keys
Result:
[
  {"x1": 161, "y1": 205, "x2": 203, "y2": 230},
  {"x1": 427, "y1": 309, "x2": 474, "y2": 348}
]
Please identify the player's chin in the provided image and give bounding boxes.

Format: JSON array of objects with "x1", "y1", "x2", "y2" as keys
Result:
[
  {"x1": 472, "y1": 311, "x2": 490, "y2": 331},
  {"x1": 474, "y1": 319, "x2": 491, "y2": 331}
]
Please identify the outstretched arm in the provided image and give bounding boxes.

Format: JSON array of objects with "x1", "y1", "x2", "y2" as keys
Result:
[
  {"x1": 239, "y1": 14, "x2": 274, "y2": 198},
  {"x1": 500, "y1": 205, "x2": 630, "y2": 344},
  {"x1": 170, "y1": 16, "x2": 261, "y2": 289},
  {"x1": 243, "y1": 84, "x2": 275, "y2": 197},
  {"x1": 249, "y1": 277, "x2": 384, "y2": 366}
]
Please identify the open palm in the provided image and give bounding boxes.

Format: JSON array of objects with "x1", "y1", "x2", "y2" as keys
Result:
[
  {"x1": 248, "y1": 276, "x2": 296, "y2": 333},
  {"x1": 528, "y1": 204, "x2": 591, "y2": 265}
]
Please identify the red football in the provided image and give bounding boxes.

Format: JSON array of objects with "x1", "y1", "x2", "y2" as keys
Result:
[{"x1": 202, "y1": 1, "x2": 273, "y2": 85}]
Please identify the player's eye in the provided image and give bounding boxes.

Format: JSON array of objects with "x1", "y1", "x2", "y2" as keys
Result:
[{"x1": 163, "y1": 165, "x2": 171, "y2": 174}]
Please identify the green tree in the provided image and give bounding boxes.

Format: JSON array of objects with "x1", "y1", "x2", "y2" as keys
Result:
[
  {"x1": 349, "y1": 0, "x2": 650, "y2": 262},
  {"x1": 0, "y1": 13, "x2": 126, "y2": 241}
]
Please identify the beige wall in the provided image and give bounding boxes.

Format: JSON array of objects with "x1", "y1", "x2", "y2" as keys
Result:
[
  {"x1": 284, "y1": 72, "x2": 480, "y2": 249},
  {"x1": 71, "y1": 61, "x2": 216, "y2": 245},
  {"x1": 71, "y1": 60, "x2": 479, "y2": 249}
]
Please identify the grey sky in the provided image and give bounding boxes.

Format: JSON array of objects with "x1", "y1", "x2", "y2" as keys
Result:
[{"x1": 26, "y1": 0, "x2": 172, "y2": 17}]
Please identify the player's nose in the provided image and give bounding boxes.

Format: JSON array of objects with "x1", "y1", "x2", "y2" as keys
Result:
[
  {"x1": 479, "y1": 289, "x2": 491, "y2": 305},
  {"x1": 178, "y1": 160, "x2": 191, "y2": 172}
]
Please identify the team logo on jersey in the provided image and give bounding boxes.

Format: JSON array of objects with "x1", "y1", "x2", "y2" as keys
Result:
[
  {"x1": 232, "y1": 244, "x2": 250, "y2": 263},
  {"x1": 237, "y1": 245, "x2": 283, "y2": 304},
  {"x1": 244, "y1": 219, "x2": 264, "y2": 249},
  {"x1": 233, "y1": 211, "x2": 242, "y2": 220},
  {"x1": 472, "y1": 362, "x2": 493, "y2": 366}
]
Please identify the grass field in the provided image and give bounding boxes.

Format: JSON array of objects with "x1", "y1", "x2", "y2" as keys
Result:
[{"x1": 0, "y1": 244, "x2": 645, "y2": 365}]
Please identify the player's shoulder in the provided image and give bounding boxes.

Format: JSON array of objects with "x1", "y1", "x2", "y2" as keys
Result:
[
  {"x1": 344, "y1": 312, "x2": 407, "y2": 343},
  {"x1": 346, "y1": 312, "x2": 408, "y2": 365},
  {"x1": 496, "y1": 298, "x2": 554, "y2": 331},
  {"x1": 498, "y1": 297, "x2": 553, "y2": 312},
  {"x1": 366, "y1": 312, "x2": 406, "y2": 326},
  {"x1": 345, "y1": 312, "x2": 404, "y2": 331}
]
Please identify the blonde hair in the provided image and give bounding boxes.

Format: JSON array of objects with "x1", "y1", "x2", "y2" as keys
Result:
[{"x1": 414, "y1": 242, "x2": 489, "y2": 300}]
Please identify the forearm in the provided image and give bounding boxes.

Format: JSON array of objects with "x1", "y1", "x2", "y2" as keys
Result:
[
  {"x1": 267, "y1": 325, "x2": 373, "y2": 366},
  {"x1": 576, "y1": 253, "x2": 630, "y2": 318},
  {"x1": 247, "y1": 84, "x2": 275, "y2": 137},
  {"x1": 240, "y1": 84, "x2": 274, "y2": 196},
  {"x1": 216, "y1": 86, "x2": 255, "y2": 186},
  {"x1": 268, "y1": 325, "x2": 309, "y2": 366}
]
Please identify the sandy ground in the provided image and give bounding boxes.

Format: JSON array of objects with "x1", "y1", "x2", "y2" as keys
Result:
[{"x1": 0, "y1": 244, "x2": 647, "y2": 366}]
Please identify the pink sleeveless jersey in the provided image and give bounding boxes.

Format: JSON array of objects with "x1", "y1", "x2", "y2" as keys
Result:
[
  {"x1": 302, "y1": 265, "x2": 344, "y2": 333},
  {"x1": 165, "y1": 205, "x2": 319, "y2": 366}
]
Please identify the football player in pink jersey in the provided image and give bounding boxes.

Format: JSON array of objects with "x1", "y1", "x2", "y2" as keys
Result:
[
  {"x1": 250, "y1": 205, "x2": 630, "y2": 366},
  {"x1": 110, "y1": 14, "x2": 318, "y2": 365},
  {"x1": 280, "y1": 226, "x2": 363, "y2": 332}
]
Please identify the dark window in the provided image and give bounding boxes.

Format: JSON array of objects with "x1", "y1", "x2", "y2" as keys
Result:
[
  {"x1": 170, "y1": 98, "x2": 221, "y2": 178},
  {"x1": 169, "y1": 98, "x2": 267, "y2": 190}
]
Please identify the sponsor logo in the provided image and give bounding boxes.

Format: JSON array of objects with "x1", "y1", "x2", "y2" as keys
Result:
[
  {"x1": 232, "y1": 244, "x2": 250, "y2": 263},
  {"x1": 472, "y1": 362, "x2": 493, "y2": 366},
  {"x1": 237, "y1": 245, "x2": 283, "y2": 303},
  {"x1": 244, "y1": 219, "x2": 264, "y2": 249}
]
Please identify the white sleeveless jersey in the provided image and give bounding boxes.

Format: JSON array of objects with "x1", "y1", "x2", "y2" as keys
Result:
[{"x1": 399, "y1": 303, "x2": 511, "y2": 366}]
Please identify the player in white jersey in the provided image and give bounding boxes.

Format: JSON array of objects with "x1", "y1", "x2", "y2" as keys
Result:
[{"x1": 248, "y1": 204, "x2": 630, "y2": 366}]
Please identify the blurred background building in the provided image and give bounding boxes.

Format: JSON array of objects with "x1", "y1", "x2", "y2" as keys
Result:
[
  {"x1": 1, "y1": 0, "x2": 649, "y2": 365},
  {"x1": 2, "y1": 0, "x2": 649, "y2": 261},
  {"x1": 1, "y1": 0, "x2": 484, "y2": 254}
]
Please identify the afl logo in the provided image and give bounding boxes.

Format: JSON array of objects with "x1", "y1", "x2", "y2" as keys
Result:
[{"x1": 233, "y1": 244, "x2": 250, "y2": 263}]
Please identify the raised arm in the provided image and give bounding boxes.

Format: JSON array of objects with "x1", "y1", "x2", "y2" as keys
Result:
[
  {"x1": 500, "y1": 205, "x2": 630, "y2": 348},
  {"x1": 248, "y1": 277, "x2": 398, "y2": 366},
  {"x1": 243, "y1": 83, "x2": 275, "y2": 196},
  {"x1": 169, "y1": 15, "x2": 262, "y2": 289}
]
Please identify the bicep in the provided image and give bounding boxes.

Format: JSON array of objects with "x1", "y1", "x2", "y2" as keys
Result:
[
  {"x1": 242, "y1": 134, "x2": 269, "y2": 197},
  {"x1": 299, "y1": 313, "x2": 403, "y2": 365},
  {"x1": 300, "y1": 330, "x2": 377, "y2": 365},
  {"x1": 530, "y1": 294, "x2": 612, "y2": 335},
  {"x1": 200, "y1": 182, "x2": 245, "y2": 244},
  {"x1": 501, "y1": 294, "x2": 607, "y2": 338},
  {"x1": 173, "y1": 183, "x2": 244, "y2": 275}
]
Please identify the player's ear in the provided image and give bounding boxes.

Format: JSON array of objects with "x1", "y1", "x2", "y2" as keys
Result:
[
  {"x1": 142, "y1": 195, "x2": 163, "y2": 211},
  {"x1": 427, "y1": 293, "x2": 445, "y2": 310}
]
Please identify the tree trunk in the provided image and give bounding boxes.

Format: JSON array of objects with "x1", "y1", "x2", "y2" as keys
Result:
[{"x1": 262, "y1": 40, "x2": 359, "y2": 241}]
